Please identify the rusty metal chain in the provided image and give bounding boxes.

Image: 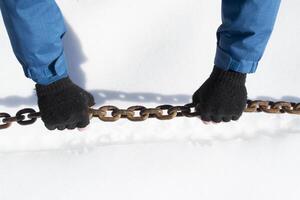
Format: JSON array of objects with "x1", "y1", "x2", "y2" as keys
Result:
[
  {"x1": 1, "y1": 100, "x2": 300, "y2": 130},
  {"x1": 0, "y1": 108, "x2": 41, "y2": 130},
  {"x1": 88, "y1": 103, "x2": 198, "y2": 122}
]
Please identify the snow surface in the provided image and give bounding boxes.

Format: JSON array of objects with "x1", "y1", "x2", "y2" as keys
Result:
[{"x1": 1, "y1": 0, "x2": 300, "y2": 199}]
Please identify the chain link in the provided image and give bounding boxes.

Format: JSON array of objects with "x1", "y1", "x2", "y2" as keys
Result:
[
  {"x1": 244, "y1": 100, "x2": 300, "y2": 114},
  {"x1": 0, "y1": 109, "x2": 41, "y2": 130},
  {"x1": 1, "y1": 100, "x2": 300, "y2": 130}
]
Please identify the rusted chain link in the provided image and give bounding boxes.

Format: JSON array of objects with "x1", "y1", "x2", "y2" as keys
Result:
[
  {"x1": 244, "y1": 100, "x2": 300, "y2": 114},
  {"x1": 0, "y1": 108, "x2": 41, "y2": 130},
  {"x1": 1, "y1": 100, "x2": 300, "y2": 129},
  {"x1": 89, "y1": 103, "x2": 198, "y2": 122}
]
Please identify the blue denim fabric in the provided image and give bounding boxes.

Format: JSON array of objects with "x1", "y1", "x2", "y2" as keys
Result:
[
  {"x1": 215, "y1": 0, "x2": 281, "y2": 73},
  {"x1": 0, "y1": 0, "x2": 68, "y2": 85}
]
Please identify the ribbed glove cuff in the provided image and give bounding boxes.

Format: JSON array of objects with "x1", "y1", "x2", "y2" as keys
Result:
[
  {"x1": 210, "y1": 65, "x2": 246, "y2": 85},
  {"x1": 35, "y1": 77, "x2": 73, "y2": 96}
]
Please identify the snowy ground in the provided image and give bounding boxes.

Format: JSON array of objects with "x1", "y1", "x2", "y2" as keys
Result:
[{"x1": 1, "y1": 0, "x2": 300, "y2": 199}]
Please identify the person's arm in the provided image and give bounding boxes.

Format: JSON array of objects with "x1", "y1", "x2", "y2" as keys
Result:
[
  {"x1": 215, "y1": 0, "x2": 281, "y2": 73},
  {"x1": 0, "y1": 0, "x2": 94, "y2": 130},
  {"x1": 0, "y1": 0, "x2": 68, "y2": 84},
  {"x1": 193, "y1": 0, "x2": 281, "y2": 123}
]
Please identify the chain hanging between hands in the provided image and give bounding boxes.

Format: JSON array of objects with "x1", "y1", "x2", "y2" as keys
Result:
[{"x1": 1, "y1": 100, "x2": 300, "y2": 130}]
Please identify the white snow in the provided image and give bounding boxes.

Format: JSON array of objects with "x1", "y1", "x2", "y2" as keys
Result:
[{"x1": 1, "y1": 0, "x2": 300, "y2": 199}]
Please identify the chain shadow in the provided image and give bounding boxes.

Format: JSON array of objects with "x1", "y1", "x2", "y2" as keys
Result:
[
  {"x1": 0, "y1": 90, "x2": 192, "y2": 108},
  {"x1": 90, "y1": 90, "x2": 192, "y2": 105},
  {"x1": 254, "y1": 96, "x2": 300, "y2": 102}
]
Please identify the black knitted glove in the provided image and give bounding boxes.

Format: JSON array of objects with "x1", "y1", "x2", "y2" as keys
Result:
[
  {"x1": 35, "y1": 77, "x2": 95, "y2": 130},
  {"x1": 192, "y1": 66, "x2": 247, "y2": 123}
]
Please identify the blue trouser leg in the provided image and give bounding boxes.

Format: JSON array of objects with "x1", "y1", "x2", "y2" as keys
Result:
[
  {"x1": 215, "y1": 0, "x2": 281, "y2": 73},
  {"x1": 0, "y1": 0, "x2": 68, "y2": 85}
]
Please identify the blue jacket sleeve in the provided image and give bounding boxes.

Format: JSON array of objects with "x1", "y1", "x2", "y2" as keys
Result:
[
  {"x1": 215, "y1": 0, "x2": 281, "y2": 73},
  {"x1": 0, "y1": 0, "x2": 68, "y2": 85}
]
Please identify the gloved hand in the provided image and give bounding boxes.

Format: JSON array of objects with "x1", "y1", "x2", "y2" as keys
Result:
[
  {"x1": 35, "y1": 77, "x2": 95, "y2": 130},
  {"x1": 192, "y1": 66, "x2": 247, "y2": 123}
]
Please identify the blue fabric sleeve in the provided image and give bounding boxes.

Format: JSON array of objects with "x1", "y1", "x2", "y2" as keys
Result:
[
  {"x1": 0, "y1": 0, "x2": 68, "y2": 85},
  {"x1": 215, "y1": 0, "x2": 281, "y2": 73}
]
